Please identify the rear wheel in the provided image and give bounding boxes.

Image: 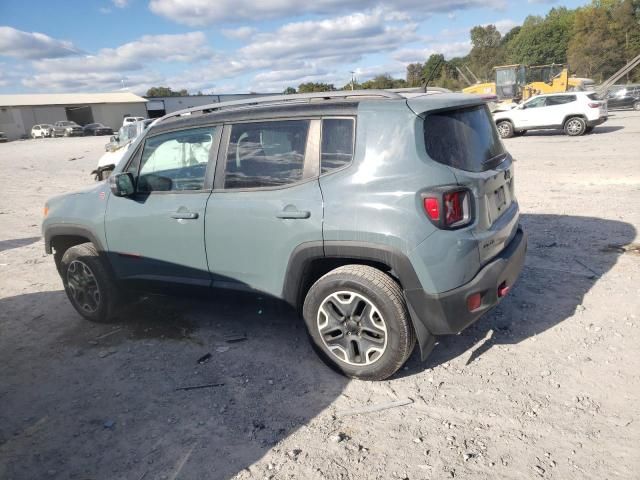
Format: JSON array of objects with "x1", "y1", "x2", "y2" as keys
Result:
[
  {"x1": 564, "y1": 117, "x2": 586, "y2": 136},
  {"x1": 303, "y1": 265, "x2": 415, "y2": 380},
  {"x1": 496, "y1": 120, "x2": 514, "y2": 139},
  {"x1": 633, "y1": 101, "x2": 640, "y2": 111},
  {"x1": 59, "y1": 243, "x2": 123, "y2": 323}
]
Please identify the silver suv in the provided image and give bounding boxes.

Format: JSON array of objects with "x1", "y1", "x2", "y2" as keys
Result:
[{"x1": 43, "y1": 91, "x2": 526, "y2": 380}]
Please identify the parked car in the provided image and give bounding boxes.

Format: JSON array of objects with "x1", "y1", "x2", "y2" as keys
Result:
[
  {"x1": 0, "y1": 131, "x2": 7, "y2": 142},
  {"x1": 31, "y1": 124, "x2": 53, "y2": 138},
  {"x1": 122, "y1": 116, "x2": 145, "y2": 127},
  {"x1": 83, "y1": 123, "x2": 114, "y2": 136},
  {"x1": 43, "y1": 91, "x2": 526, "y2": 380},
  {"x1": 52, "y1": 121, "x2": 84, "y2": 137},
  {"x1": 95, "y1": 119, "x2": 154, "y2": 180},
  {"x1": 605, "y1": 90, "x2": 640, "y2": 111},
  {"x1": 493, "y1": 92, "x2": 607, "y2": 138}
]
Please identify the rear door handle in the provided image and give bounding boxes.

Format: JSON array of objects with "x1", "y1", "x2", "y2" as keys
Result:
[
  {"x1": 171, "y1": 211, "x2": 199, "y2": 220},
  {"x1": 276, "y1": 209, "x2": 311, "y2": 219}
]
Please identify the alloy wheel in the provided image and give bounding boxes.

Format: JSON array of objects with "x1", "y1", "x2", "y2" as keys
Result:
[
  {"x1": 317, "y1": 290, "x2": 387, "y2": 366},
  {"x1": 566, "y1": 119, "x2": 583, "y2": 135},
  {"x1": 66, "y1": 260, "x2": 101, "y2": 313},
  {"x1": 497, "y1": 122, "x2": 511, "y2": 138}
]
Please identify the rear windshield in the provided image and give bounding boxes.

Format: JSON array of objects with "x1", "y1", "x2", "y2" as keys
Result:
[{"x1": 423, "y1": 105, "x2": 506, "y2": 172}]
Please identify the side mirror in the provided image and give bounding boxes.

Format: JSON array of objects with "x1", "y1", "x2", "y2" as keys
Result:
[{"x1": 109, "y1": 172, "x2": 135, "y2": 197}]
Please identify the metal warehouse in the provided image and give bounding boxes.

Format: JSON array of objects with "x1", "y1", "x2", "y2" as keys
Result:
[{"x1": 0, "y1": 92, "x2": 147, "y2": 140}]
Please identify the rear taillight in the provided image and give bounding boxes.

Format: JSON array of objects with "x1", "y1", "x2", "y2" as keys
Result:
[
  {"x1": 588, "y1": 102, "x2": 600, "y2": 108},
  {"x1": 424, "y1": 197, "x2": 440, "y2": 221},
  {"x1": 422, "y1": 188, "x2": 473, "y2": 229}
]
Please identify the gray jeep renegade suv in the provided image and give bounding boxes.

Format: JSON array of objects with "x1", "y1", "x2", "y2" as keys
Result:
[{"x1": 43, "y1": 90, "x2": 526, "y2": 380}]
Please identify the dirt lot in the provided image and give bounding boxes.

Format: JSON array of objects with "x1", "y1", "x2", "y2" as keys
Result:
[{"x1": 1, "y1": 113, "x2": 639, "y2": 480}]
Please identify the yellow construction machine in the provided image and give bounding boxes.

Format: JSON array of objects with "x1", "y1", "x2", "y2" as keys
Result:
[{"x1": 463, "y1": 64, "x2": 594, "y2": 103}]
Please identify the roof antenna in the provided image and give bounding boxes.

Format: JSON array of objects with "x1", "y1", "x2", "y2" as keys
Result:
[{"x1": 422, "y1": 57, "x2": 443, "y2": 93}]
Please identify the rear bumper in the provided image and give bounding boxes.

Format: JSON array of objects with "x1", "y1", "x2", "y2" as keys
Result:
[
  {"x1": 405, "y1": 226, "x2": 527, "y2": 335},
  {"x1": 587, "y1": 116, "x2": 607, "y2": 127}
]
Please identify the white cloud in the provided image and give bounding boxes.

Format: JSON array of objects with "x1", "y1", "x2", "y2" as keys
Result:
[
  {"x1": 221, "y1": 26, "x2": 257, "y2": 40},
  {"x1": 239, "y1": 10, "x2": 417, "y2": 67},
  {"x1": 0, "y1": 26, "x2": 81, "y2": 60},
  {"x1": 393, "y1": 41, "x2": 472, "y2": 63},
  {"x1": 33, "y1": 32, "x2": 212, "y2": 74},
  {"x1": 149, "y1": 0, "x2": 506, "y2": 26},
  {"x1": 490, "y1": 19, "x2": 519, "y2": 35},
  {"x1": 169, "y1": 9, "x2": 419, "y2": 93},
  {"x1": 23, "y1": 70, "x2": 164, "y2": 93},
  {"x1": 24, "y1": 32, "x2": 212, "y2": 93},
  {"x1": 112, "y1": 0, "x2": 129, "y2": 7}
]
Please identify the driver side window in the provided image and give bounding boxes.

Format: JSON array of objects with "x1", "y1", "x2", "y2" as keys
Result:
[
  {"x1": 525, "y1": 97, "x2": 547, "y2": 109},
  {"x1": 135, "y1": 127, "x2": 216, "y2": 192}
]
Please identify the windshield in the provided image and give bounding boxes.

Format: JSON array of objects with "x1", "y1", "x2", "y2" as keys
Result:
[{"x1": 423, "y1": 105, "x2": 506, "y2": 172}]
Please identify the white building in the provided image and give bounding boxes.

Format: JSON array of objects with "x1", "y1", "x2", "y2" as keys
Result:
[{"x1": 0, "y1": 93, "x2": 147, "y2": 140}]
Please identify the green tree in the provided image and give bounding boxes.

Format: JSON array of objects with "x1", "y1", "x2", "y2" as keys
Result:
[
  {"x1": 283, "y1": 86, "x2": 297, "y2": 94},
  {"x1": 297, "y1": 82, "x2": 336, "y2": 93},
  {"x1": 406, "y1": 63, "x2": 423, "y2": 87},
  {"x1": 360, "y1": 74, "x2": 407, "y2": 89},
  {"x1": 506, "y1": 8, "x2": 575, "y2": 65},
  {"x1": 145, "y1": 86, "x2": 189, "y2": 97},
  {"x1": 568, "y1": 3, "x2": 621, "y2": 81},
  {"x1": 421, "y1": 54, "x2": 445, "y2": 86},
  {"x1": 468, "y1": 25, "x2": 503, "y2": 80}
]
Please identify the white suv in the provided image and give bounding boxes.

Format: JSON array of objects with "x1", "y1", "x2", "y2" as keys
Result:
[
  {"x1": 493, "y1": 92, "x2": 607, "y2": 138},
  {"x1": 122, "y1": 116, "x2": 145, "y2": 127}
]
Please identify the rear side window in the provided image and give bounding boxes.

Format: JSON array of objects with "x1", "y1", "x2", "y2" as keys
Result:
[
  {"x1": 321, "y1": 118, "x2": 354, "y2": 174},
  {"x1": 423, "y1": 105, "x2": 505, "y2": 172},
  {"x1": 547, "y1": 95, "x2": 576, "y2": 105},
  {"x1": 224, "y1": 120, "x2": 309, "y2": 189}
]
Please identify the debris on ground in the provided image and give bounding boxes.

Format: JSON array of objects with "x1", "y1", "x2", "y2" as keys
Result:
[
  {"x1": 175, "y1": 382, "x2": 225, "y2": 392},
  {"x1": 336, "y1": 398, "x2": 414, "y2": 417},
  {"x1": 197, "y1": 352, "x2": 212, "y2": 364}
]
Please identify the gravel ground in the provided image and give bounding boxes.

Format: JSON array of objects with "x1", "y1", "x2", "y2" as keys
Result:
[{"x1": 0, "y1": 112, "x2": 639, "y2": 480}]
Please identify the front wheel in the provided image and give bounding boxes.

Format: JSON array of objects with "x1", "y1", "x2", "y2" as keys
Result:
[
  {"x1": 496, "y1": 120, "x2": 514, "y2": 139},
  {"x1": 303, "y1": 265, "x2": 415, "y2": 381},
  {"x1": 59, "y1": 243, "x2": 124, "y2": 323},
  {"x1": 633, "y1": 101, "x2": 640, "y2": 111},
  {"x1": 564, "y1": 117, "x2": 586, "y2": 136}
]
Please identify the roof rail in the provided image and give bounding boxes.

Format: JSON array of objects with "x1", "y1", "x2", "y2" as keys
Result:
[{"x1": 159, "y1": 89, "x2": 403, "y2": 123}]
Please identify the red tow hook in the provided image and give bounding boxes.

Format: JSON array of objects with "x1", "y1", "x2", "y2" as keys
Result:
[{"x1": 497, "y1": 281, "x2": 510, "y2": 298}]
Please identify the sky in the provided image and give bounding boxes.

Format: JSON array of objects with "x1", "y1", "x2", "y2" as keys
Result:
[{"x1": 0, "y1": 0, "x2": 589, "y2": 95}]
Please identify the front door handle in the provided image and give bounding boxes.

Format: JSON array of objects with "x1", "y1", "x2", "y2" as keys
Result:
[
  {"x1": 171, "y1": 211, "x2": 199, "y2": 220},
  {"x1": 276, "y1": 209, "x2": 311, "y2": 219}
]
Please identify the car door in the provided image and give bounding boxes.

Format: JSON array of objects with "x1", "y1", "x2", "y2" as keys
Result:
[
  {"x1": 517, "y1": 96, "x2": 548, "y2": 127},
  {"x1": 104, "y1": 125, "x2": 221, "y2": 285},
  {"x1": 205, "y1": 118, "x2": 323, "y2": 298},
  {"x1": 544, "y1": 94, "x2": 577, "y2": 125}
]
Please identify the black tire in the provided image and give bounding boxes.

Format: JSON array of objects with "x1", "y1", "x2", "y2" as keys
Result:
[
  {"x1": 303, "y1": 265, "x2": 416, "y2": 381},
  {"x1": 59, "y1": 243, "x2": 123, "y2": 323},
  {"x1": 564, "y1": 117, "x2": 586, "y2": 136},
  {"x1": 496, "y1": 120, "x2": 514, "y2": 139},
  {"x1": 633, "y1": 101, "x2": 640, "y2": 111}
]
